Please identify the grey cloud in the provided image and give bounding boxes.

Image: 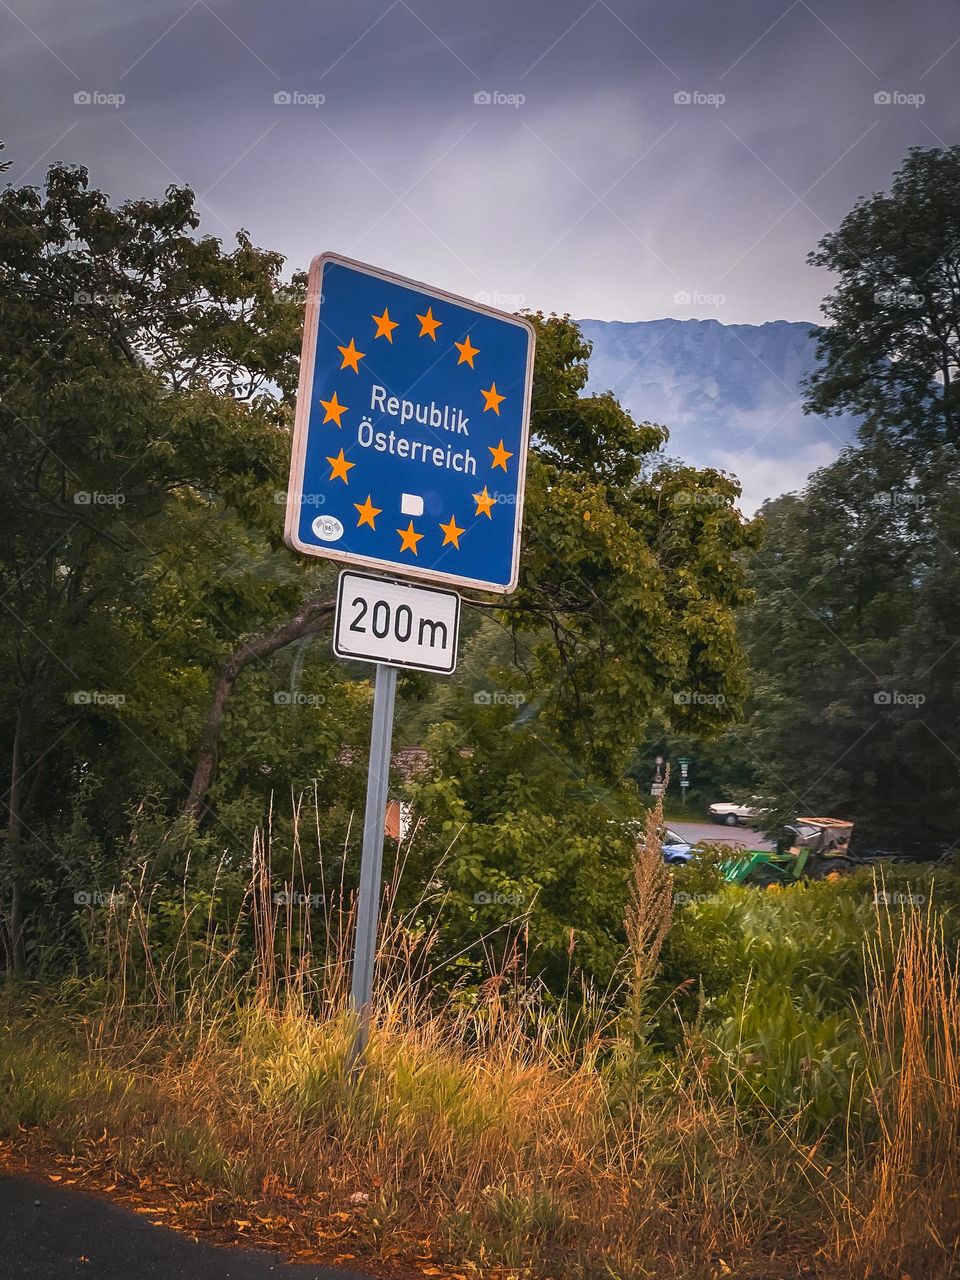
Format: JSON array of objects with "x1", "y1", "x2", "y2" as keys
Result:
[{"x1": 2, "y1": 0, "x2": 957, "y2": 504}]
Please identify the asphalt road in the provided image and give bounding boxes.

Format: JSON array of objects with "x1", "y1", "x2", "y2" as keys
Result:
[
  {"x1": 668, "y1": 819, "x2": 774, "y2": 850},
  {"x1": 0, "y1": 1174, "x2": 375, "y2": 1280}
]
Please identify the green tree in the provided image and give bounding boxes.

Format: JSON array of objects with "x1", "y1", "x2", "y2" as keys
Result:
[
  {"x1": 391, "y1": 318, "x2": 762, "y2": 987},
  {"x1": 806, "y1": 145, "x2": 960, "y2": 455},
  {"x1": 741, "y1": 445, "x2": 959, "y2": 850},
  {"x1": 0, "y1": 160, "x2": 761, "y2": 981},
  {"x1": 0, "y1": 160, "x2": 313, "y2": 968},
  {"x1": 736, "y1": 146, "x2": 960, "y2": 850},
  {"x1": 503, "y1": 314, "x2": 761, "y2": 779}
]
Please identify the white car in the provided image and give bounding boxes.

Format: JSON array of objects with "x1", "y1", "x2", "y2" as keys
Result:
[{"x1": 709, "y1": 801, "x2": 759, "y2": 827}]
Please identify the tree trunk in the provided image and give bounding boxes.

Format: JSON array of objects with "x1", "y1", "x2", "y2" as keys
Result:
[
  {"x1": 182, "y1": 593, "x2": 336, "y2": 821},
  {"x1": 6, "y1": 701, "x2": 26, "y2": 974}
]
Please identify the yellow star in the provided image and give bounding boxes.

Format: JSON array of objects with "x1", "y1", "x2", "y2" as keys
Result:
[
  {"x1": 397, "y1": 520, "x2": 424, "y2": 556},
  {"x1": 416, "y1": 306, "x2": 442, "y2": 340},
  {"x1": 354, "y1": 495, "x2": 381, "y2": 529},
  {"x1": 454, "y1": 334, "x2": 480, "y2": 367},
  {"x1": 481, "y1": 382, "x2": 506, "y2": 415},
  {"x1": 372, "y1": 307, "x2": 399, "y2": 342},
  {"x1": 319, "y1": 390, "x2": 348, "y2": 427},
  {"x1": 439, "y1": 514, "x2": 465, "y2": 549},
  {"x1": 327, "y1": 449, "x2": 355, "y2": 483},
  {"x1": 473, "y1": 486, "x2": 495, "y2": 518},
  {"x1": 337, "y1": 338, "x2": 365, "y2": 373},
  {"x1": 489, "y1": 439, "x2": 513, "y2": 471}
]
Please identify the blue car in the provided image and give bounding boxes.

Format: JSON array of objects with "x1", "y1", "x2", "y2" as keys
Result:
[{"x1": 662, "y1": 828, "x2": 694, "y2": 864}]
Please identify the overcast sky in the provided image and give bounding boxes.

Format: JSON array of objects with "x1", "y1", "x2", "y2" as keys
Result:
[{"x1": 3, "y1": 0, "x2": 958, "y2": 327}]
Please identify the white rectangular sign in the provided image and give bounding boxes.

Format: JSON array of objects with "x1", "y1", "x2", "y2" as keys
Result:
[{"x1": 334, "y1": 571, "x2": 460, "y2": 673}]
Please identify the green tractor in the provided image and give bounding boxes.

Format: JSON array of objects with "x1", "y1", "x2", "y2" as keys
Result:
[{"x1": 721, "y1": 816, "x2": 858, "y2": 888}]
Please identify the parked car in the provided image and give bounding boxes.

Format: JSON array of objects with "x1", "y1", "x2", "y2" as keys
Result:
[
  {"x1": 709, "y1": 801, "x2": 760, "y2": 827},
  {"x1": 661, "y1": 828, "x2": 694, "y2": 864},
  {"x1": 616, "y1": 819, "x2": 695, "y2": 864}
]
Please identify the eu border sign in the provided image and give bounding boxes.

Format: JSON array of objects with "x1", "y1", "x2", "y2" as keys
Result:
[{"x1": 284, "y1": 253, "x2": 535, "y2": 595}]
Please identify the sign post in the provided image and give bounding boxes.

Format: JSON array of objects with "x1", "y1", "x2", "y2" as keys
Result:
[
  {"x1": 678, "y1": 757, "x2": 691, "y2": 804},
  {"x1": 346, "y1": 661, "x2": 397, "y2": 1069},
  {"x1": 284, "y1": 253, "x2": 535, "y2": 1070}
]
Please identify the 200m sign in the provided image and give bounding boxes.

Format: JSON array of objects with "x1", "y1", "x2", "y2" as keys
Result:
[{"x1": 333, "y1": 571, "x2": 460, "y2": 674}]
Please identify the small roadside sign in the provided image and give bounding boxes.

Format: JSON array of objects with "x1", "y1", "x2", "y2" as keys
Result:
[
  {"x1": 333, "y1": 571, "x2": 459, "y2": 674},
  {"x1": 285, "y1": 252, "x2": 535, "y2": 594}
]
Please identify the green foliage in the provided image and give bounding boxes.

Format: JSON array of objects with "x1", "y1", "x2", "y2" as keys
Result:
[
  {"x1": 0, "y1": 163, "x2": 759, "y2": 982},
  {"x1": 628, "y1": 721, "x2": 760, "y2": 809},
  {"x1": 402, "y1": 710, "x2": 642, "y2": 991},
  {"x1": 733, "y1": 146, "x2": 960, "y2": 850},
  {"x1": 807, "y1": 144, "x2": 960, "y2": 454},
  {"x1": 507, "y1": 315, "x2": 761, "y2": 779},
  {"x1": 0, "y1": 162, "x2": 359, "y2": 966},
  {"x1": 740, "y1": 442, "x2": 960, "y2": 847},
  {"x1": 655, "y1": 864, "x2": 960, "y2": 1134}
]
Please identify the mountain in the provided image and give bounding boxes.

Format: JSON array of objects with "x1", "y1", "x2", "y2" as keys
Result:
[{"x1": 578, "y1": 318, "x2": 860, "y2": 514}]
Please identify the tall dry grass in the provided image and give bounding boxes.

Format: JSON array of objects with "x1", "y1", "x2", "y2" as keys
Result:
[
  {"x1": 4, "y1": 810, "x2": 960, "y2": 1277},
  {"x1": 844, "y1": 898, "x2": 960, "y2": 1276}
]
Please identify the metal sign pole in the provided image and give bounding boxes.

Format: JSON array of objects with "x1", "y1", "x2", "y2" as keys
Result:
[{"x1": 347, "y1": 661, "x2": 398, "y2": 1070}]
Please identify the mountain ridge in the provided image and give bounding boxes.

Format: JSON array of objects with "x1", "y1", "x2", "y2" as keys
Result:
[{"x1": 577, "y1": 316, "x2": 857, "y2": 513}]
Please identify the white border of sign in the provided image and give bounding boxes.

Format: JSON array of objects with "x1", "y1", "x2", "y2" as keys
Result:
[
  {"x1": 283, "y1": 252, "x2": 536, "y2": 595},
  {"x1": 333, "y1": 571, "x2": 460, "y2": 674}
]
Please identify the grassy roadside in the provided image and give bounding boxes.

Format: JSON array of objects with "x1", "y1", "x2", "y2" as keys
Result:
[
  {"x1": 0, "y1": 992, "x2": 833, "y2": 1279},
  {"x1": 1, "y1": 826, "x2": 959, "y2": 1278}
]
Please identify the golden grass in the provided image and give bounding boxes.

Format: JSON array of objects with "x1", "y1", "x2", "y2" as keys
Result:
[
  {"x1": 845, "y1": 900, "x2": 960, "y2": 1276},
  {"x1": 2, "y1": 820, "x2": 959, "y2": 1278}
]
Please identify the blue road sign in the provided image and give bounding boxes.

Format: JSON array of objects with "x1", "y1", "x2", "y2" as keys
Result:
[{"x1": 284, "y1": 253, "x2": 536, "y2": 594}]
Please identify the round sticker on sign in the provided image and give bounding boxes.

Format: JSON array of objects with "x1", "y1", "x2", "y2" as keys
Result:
[{"x1": 312, "y1": 515, "x2": 344, "y2": 542}]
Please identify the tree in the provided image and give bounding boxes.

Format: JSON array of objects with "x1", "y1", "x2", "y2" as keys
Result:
[
  {"x1": 0, "y1": 160, "x2": 761, "y2": 979},
  {"x1": 806, "y1": 144, "x2": 960, "y2": 455},
  {"x1": 738, "y1": 146, "x2": 960, "y2": 850},
  {"x1": 0, "y1": 161, "x2": 308, "y2": 968},
  {"x1": 390, "y1": 319, "x2": 763, "y2": 985},
  {"x1": 501, "y1": 314, "x2": 761, "y2": 779},
  {"x1": 186, "y1": 313, "x2": 763, "y2": 812},
  {"x1": 742, "y1": 449, "x2": 960, "y2": 849}
]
